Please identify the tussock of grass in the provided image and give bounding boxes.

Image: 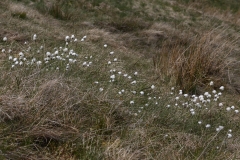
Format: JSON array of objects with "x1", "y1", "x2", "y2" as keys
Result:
[{"x1": 154, "y1": 31, "x2": 231, "y2": 93}]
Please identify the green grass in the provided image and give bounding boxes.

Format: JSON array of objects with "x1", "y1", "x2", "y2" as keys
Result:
[
  {"x1": 0, "y1": 0, "x2": 240, "y2": 159},
  {"x1": 178, "y1": 0, "x2": 240, "y2": 13},
  {"x1": 1, "y1": 32, "x2": 238, "y2": 159}
]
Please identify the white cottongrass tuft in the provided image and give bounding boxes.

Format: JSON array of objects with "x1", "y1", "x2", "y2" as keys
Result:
[
  {"x1": 151, "y1": 85, "x2": 155, "y2": 89},
  {"x1": 19, "y1": 52, "x2": 24, "y2": 58},
  {"x1": 33, "y1": 34, "x2": 37, "y2": 41},
  {"x1": 36, "y1": 61, "x2": 42, "y2": 66},
  {"x1": 65, "y1": 36, "x2": 70, "y2": 42},
  {"x1": 179, "y1": 90, "x2": 183, "y2": 95},
  {"x1": 3, "y1": 37, "x2": 7, "y2": 42},
  {"x1": 9, "y1": 56, "x2": 13, "y2": 60},
  {"x1": 82, "y1": 62, "x2": 87, "y2": 66},
  {"x1": 46, "y1": 52, "x2": 51, "y2": 57},
  {"x1": 13, "y1": 57, "x2": 18, "y2": 62},
  {"x1": 205, "y1": 124, "x2": 211, "y2": 128},
  {"x1": 79, "y1": 35, "x2": 86, "y2": 41},
  {"x1": 219, "y1": 86, "x2": 224, "y2": 90},
  {"x1": 216, "y1": 125, "x2": 224, "y2": 132},
  {"x1": 63, "y1": 48, "x2": 68, "y2": 53},
  {"x1": 110, "y1": 75, "x2": 115, "y2": 79},
  {"x1": 131, "y1": 80, "x2": 136, "y2": 84},
  {"x1": 209, "y1": 81, "x2": 214, "y2": 86},
  {"x1": 227, "y1": 133, "x2": 232, "y2": 138},
  {"x1": 226, "y1": 107, "x2": 231, "y2": 111},
  {"x1": 131, "y1": 91, "x2": 136, "y2": 94}
]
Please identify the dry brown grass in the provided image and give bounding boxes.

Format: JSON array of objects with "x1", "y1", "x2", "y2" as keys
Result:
[
  {"x1": 0, "y1": 70, "x2": 135, "y2": 159},
  {"x1": 1, "y1": 0, "x2": 240, "y2": 159},
  {"x1": 0, "y1": 0, "x2": 70, "y2": 45},
  {"x1": 176, "y1": 0, "x2": 240, "y2": 26},
  {"x1": 153, "y1": 30, "x2": 233, "y2": 93}
]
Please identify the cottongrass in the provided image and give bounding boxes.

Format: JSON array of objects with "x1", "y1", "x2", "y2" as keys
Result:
[{"x1": 0, "y1": 33, "x2": 239, "y2": 159}]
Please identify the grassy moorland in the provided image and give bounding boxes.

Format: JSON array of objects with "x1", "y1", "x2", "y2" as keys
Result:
[{"x1": 0, "y1": 0, "x2": 240, "y2": 159}]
